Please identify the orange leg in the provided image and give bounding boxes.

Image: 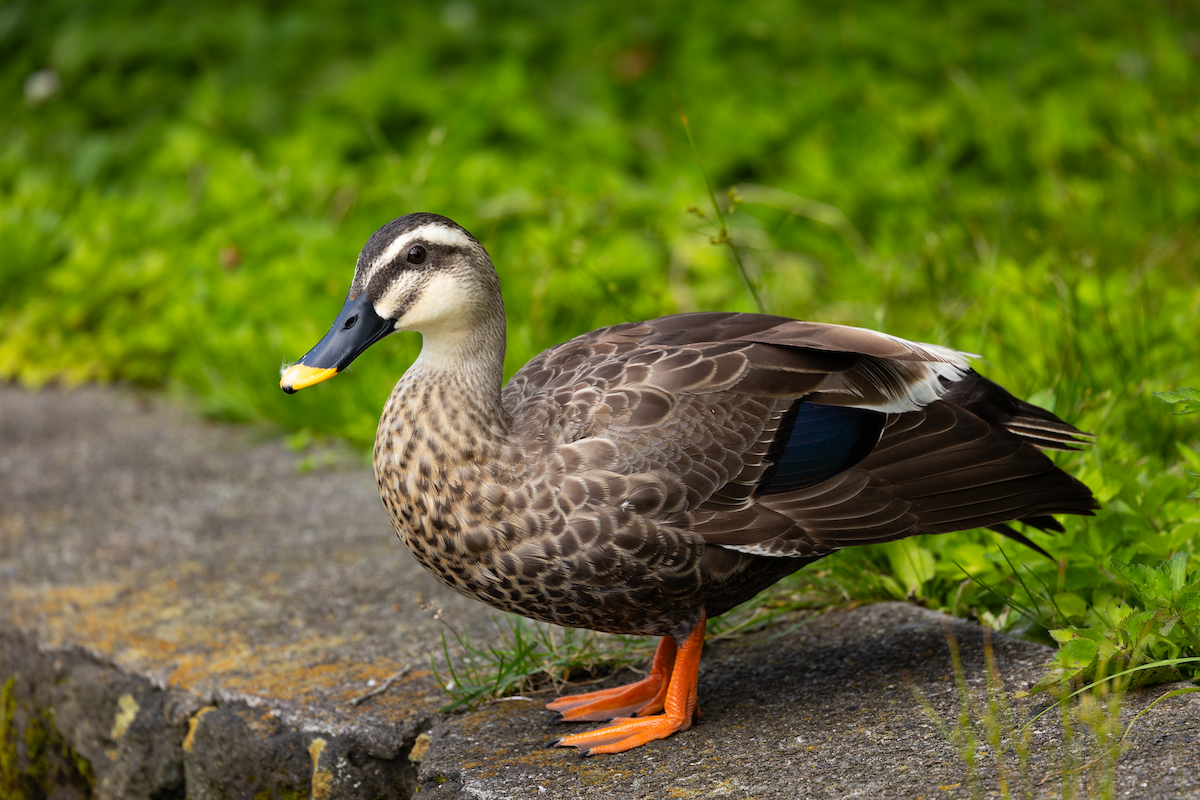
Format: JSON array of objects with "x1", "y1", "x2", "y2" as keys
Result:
[
  {"x1": 551, "y1": 610, "x2": 706, "y2": 755},
  {"x1": 546, "y1": 636, "x2": 676, "y2": 722}
]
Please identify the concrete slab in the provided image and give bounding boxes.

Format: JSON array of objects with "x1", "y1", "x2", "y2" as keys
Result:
[
  {"x1": 0, "y1": 385, "x2": 492, "y2": 798},
  {"x1": 1, "y1": 386, "x2": 1197, "y2": 799}
]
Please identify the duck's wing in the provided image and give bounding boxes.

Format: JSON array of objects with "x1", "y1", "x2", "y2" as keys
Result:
[
  {"x1": 502, "y1": 312, "x2": 1094, "y2": 559},
  {"x1": 698, "y1": 383, "x2": 1096, "y2": 558}
]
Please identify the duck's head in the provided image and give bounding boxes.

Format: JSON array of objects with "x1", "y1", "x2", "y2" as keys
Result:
[{"x1": 280, "y1": 213, "x2": 501, "y2": 393}]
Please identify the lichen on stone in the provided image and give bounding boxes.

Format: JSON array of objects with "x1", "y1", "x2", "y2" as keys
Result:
[{"x1": 0, "y1": 675, "x2": 96, "y2": 798}]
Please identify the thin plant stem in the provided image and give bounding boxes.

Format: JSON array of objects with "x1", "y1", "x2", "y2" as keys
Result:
[{"x1": 671, "y1": 84, "x2": 766, "y2": 313}]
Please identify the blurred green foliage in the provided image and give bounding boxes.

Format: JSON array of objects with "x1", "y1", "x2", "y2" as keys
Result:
[{"x1": 2, "y1": 0, "x2": 1199, "y2": 676}]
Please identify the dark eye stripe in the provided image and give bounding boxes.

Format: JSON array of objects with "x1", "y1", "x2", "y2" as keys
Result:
[{"x1": 363, "y1": 239, "x2": 474, "y2": 302}]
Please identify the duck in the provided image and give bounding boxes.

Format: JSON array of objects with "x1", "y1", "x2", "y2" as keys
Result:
[{"x1": 280, "y1": 212, "x2": 1097, "y2": 755}]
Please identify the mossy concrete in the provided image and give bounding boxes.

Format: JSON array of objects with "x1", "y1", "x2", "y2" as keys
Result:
[{"x1": 1, "y1": 386, "x2": 1197, "y2": 799}]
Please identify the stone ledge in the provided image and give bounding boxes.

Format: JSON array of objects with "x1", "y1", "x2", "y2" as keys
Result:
[{"x1": 2, "y1": 629, "x2": 427, "y2": 800}]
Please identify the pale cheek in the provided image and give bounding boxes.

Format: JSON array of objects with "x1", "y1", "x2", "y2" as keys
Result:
[
  {"x1": 389, "y1": 273, "x2": 469, "y2": 331},
  {"x1": 408, "y1": 291, "x2": 460, "y2": 325}
]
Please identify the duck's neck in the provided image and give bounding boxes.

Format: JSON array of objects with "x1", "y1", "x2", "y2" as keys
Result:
[{"x1": 375, "y1": 309, "x2": 512, "y2": 474}]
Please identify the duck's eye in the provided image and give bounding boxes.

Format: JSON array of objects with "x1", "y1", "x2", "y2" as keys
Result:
[
  {"x1": 406, "y1": 245, "x2": 427, "y2": 264},
  {"x1": 343, "y1": 314, "x2": 358, "y2": 330}
]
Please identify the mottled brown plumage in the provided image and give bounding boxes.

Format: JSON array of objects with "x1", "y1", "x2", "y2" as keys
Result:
[{"x1": 281, "y1": 212, "x2": 1097, "y2": 754}]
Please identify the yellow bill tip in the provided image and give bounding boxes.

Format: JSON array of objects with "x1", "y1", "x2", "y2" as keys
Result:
[{"x1": 280, "y1": 363, "x2": 339, "y2": 393}]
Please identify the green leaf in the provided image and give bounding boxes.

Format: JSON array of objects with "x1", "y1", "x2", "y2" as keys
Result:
[
  {"x1": 1049, "y1": 628, "x2": 1081, "y2": 645},
  {"x1": 883, "y1": 539, "x2": 936, "y2": 598},
  {"x1": 1127, "y1": 608, "x2": 1162, "y2": 635},
  {"x1": 1060, "y1": 636, "x2": 1099, "y2": 668},
  {"x1": 1051, "y1": 630, "x2": 1100, "y2": 670},
  {"x1": 1176, "y1": 585, "x2": 1200, "y2": 613},
  {"x1": 1153, "y1": 387, "x2": 1200, "y2": 414},
  {"x1": 1111, "y1": 558, "x2": 1170, "y2": 606},
  {"x1": 1165, "y1": 552, "x2": 1190, "y2": 596},
  {"x1": 1052, "y1": 592, "x2": 1088, "y2": 622},
  {"x1": 1103, "y1": 598, "x2": 1134, "y2": 629},
  {"x1": 1024, "y1": 632, "x2": 1100, "y2": 695}
]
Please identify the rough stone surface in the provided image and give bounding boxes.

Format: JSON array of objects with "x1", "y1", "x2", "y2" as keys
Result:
[
  {"x1": 0, "y1": 385, "x2": 485, "y2": 799},
  {"x1": 1, "y1": 385, "x2": 1198, "y2": 799},
  {"x1": 414, "y1": 610, "x2": 1200, "y2": 799}
]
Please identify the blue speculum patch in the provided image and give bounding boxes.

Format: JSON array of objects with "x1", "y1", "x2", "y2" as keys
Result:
[{"x1": 763, "y1": 402, "x2": 887, "y2": 494}]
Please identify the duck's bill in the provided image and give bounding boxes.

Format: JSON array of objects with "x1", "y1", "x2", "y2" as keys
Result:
[
  {"x1": 280, "y1": 292, "x2": 395, "y2": 394},
  {"x1": 280, "y1": 363, "x2": 339, "y2": 392}
]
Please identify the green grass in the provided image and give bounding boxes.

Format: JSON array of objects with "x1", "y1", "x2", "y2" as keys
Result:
[
  {"x1": 2, "y1": 0, "x2": 1199, "y2": 697},
  {"x1": 914, "y1": 624, "x2": 1200, "y2": 799}
]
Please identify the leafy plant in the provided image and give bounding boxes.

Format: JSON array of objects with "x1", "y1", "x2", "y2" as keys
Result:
[{"x1": 1023, "y1": 553, "x2": 1200, "y2": 696}]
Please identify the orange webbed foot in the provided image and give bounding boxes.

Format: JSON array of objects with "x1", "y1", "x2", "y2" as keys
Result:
[
  {"x1": 549, "y1": 611, "x2": 706, "y2": 755},
  {"x1": 545, "y1": 636, "x2": 675, "y2": 721}
]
